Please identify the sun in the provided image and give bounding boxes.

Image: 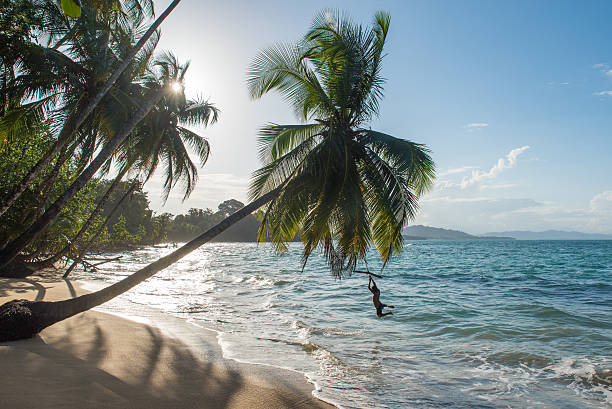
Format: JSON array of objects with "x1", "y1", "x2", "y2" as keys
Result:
[{"x1": 171, "y1": 81, "x2": 182, "y2": 93}]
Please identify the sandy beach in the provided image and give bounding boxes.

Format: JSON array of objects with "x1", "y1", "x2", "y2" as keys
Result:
[{"x1": 0, "y1": 276, "x2": 334, "y2": 409}]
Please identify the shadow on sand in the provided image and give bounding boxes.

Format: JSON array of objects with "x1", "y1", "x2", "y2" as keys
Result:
[{"x1": 0, "y1": 278, "x2": 329, "y2": 408}]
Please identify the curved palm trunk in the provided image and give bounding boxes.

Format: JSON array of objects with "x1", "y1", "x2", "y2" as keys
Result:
[
  {"x1": 0, "y1": 186, "x2": 281, "y2": 341},
  {"x1": 63, "y1": 179, "x2": 137, "y2": 278},
  {"x1": 31, "y1": 167, "x2": 129, "y2": 270},
  {"x1": 0, "y1": 86, "x2": 167, "y2": 268},
  {"x1": 31, "y1": 144, "x2": 70, "y2": 222},
  {"x1": 0, "y1": 0, "x2": 182, "y2": 218}
]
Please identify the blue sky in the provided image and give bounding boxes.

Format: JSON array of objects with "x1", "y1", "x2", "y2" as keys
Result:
[{"x1": 143, "y1": 0, "x2": 612, "y2": 234}]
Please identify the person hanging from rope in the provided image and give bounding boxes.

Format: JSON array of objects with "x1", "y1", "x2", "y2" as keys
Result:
[{"x1": 368, "y1": 276, "x2": 394, "y2": 317}]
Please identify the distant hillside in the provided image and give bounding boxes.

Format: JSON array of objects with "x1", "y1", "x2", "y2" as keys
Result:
[
  {"x1": 402, "y1": 225, "x2": 513, "y2": 240},
  {"x1": 482, "y1": 230, "x2": 612, "y2": 240}
]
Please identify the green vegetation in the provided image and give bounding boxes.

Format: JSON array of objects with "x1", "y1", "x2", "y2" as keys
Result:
[
  {"x1": 0, "y1": 8, "x2": 436, "y2": 341},
  {"x1": 167, "y1": 200, "x2": 262, "y2": 242},
  {"x1": 0, "y1": 0, "x2": 215, "y2": 273}
]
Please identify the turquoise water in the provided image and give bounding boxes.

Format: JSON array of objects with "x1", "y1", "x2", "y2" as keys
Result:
[{"x1": 74, "y1": 240, "x2": 612, "y2": 408}]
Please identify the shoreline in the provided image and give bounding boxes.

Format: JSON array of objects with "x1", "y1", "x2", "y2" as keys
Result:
[
  {"x1": 103, "y1": 310, "x2": 342, "y2": 409},
  {"x1": 79, "y1": 280, "x2": 343, "y2": 409},
  {"x1": 0, "y1": 276, "x2": 336, "y2": 409}
]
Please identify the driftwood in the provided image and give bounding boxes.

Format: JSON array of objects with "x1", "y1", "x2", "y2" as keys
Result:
[
  {"x1": 352, "y1": 270, "x2": 383, "y2": 278},
  {"x1": 85, "y1": 255, "x2": 123, "y2": 262},
  {"x1": 59, "y1": 254, "x2": 122, "y2": 275},
  {"x1": 90, "y1": 256, "x2": 122, "y2": 267},
  {"x1": 79, "y1": 259, "x2": 98, "y2": 272}
]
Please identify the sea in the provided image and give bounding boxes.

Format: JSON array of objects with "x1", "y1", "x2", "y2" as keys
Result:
[{"x1": 72, "y1": 240, "x2": 612, "y2": 408}]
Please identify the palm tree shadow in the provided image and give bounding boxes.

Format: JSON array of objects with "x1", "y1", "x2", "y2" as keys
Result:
[
  {"x1": 0, "y1": 278, "x2": 48, "y2": 301},
  {"x1": 22, "y1": 279, "x2": 46, "y2": 301},
  {"x1": 1, "y1": 312, "x2": 246, "y2": 408},
  {"x1": 63, "y1": 278, "x2": 77, "y2": 298}
]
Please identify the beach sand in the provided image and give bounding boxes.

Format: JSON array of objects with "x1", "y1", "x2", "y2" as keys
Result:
[{"x1": 0, "y1": 277, "x2": 335, "y2": 409}]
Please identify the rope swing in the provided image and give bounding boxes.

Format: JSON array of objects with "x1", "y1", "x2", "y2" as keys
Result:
[
  {"x1": 352, "y1": 270, "x2": 383, "y2": 278},
  {"x1": 353, "y1": 258, "x2": 383, "y2": 278}
]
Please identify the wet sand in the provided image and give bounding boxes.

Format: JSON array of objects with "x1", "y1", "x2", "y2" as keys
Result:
[{"x1": 0, "y1": 277, "x2": 334, "y2": 409}]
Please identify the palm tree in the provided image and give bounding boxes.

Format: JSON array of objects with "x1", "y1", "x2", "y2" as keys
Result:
[
  {"x1": 0, "y1": 0, "x2": 161, "y2": 243},
  {"x1": 0, "y1": 10, "x2": 435, "y2": 341},
  {"x1": 0, "y1": 54, "x2": 185, "y2": 268},
  {"x1": 247, "y1": 10, "x2": 435, "y2": 275},
  {"x1": 55, "y1": 53, "x2": 218, "y2": 274},
  {"x1": 26, "y1": 51, "x2": 217, "y2": 270},
  {"x1": 0, "y1": 0, "x2": 182, "y2": 217},
  {"x1": 115, "y1": 52, "x2": 218, "y2": 202}
]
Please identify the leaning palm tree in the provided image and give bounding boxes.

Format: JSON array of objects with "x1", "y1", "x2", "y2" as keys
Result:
[
  {"x1": 0, "y1": 52, "x2": 191, "y2": 268},
  {"x1": 0, "y1": 10, "x2": 435, "y2": 341},
  {"x1": 27, "y1": 51, "x2": 216, "y2": 271},
  {"x1": 0, "y1": 0, "x2": 182, "y2": 217},
  {"x1": 248, "y1": 10, "x2": 435, "y2": 274},
  {"x1": 57, "y1": 56, "x2": 218, "y2": 274},
  {"x1": 0, "y1": 0, "x2": 165, "y2": 255}
]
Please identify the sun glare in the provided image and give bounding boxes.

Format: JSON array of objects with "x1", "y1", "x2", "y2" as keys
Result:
[{"x1": 171, "y1": 81, "x2": 182, "y2": 93}]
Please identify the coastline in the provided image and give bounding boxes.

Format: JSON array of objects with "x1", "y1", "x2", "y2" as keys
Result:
[{"x1": 0, "y1": 276, "x2": 336, "y2": 409}]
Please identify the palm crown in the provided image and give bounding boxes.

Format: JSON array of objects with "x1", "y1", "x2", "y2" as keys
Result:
[
  {"x1": 115, "y1": 52, "x2": 219, "y2": 201},
  {"x1": 247, "y1": 10, "x2": 436, "y2": 276}
]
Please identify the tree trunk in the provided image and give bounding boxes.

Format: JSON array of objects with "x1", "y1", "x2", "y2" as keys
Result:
[
  {"x1": 0, "y1": 86, "x2": 167, "y2": 268},
  {"x1": 63, "y1": 179, "x2": 137, "y2": 278},
  {"x1": 31, "y1": 167, "x2": 129, "y2": 270},
  {"x1": 0, "y1": 0, "x2": 182, "y2": 218},
  {"x1": 0, "y1": 186, "x2": 281, "y2": 341},
  {"x1": 30, "y1": 144, "x2": 70, "y2": 222}
]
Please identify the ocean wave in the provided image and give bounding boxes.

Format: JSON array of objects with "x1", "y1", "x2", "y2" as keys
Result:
[
  {"x1": 291, "y1": 320, "x2": 366, "y2": 338},
  {"x1": 483, "y1": 351, "x2": 552, "y2": 368},
  {"x1": 467, "y1": 351, "x2": 612, "y2": 403},
  {"x1": 546, "y1": 358, "x2": 612, "y2": 387}
]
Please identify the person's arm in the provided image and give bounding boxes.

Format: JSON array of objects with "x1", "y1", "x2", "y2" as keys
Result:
[{"x1": 369, "y1": 277, "x2": 377, "y2": 293}]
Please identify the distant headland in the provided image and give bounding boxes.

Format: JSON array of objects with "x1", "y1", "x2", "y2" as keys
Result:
[
  {"x1": 402, "y1": 225, "x2": 612, "y2": 240},
  {"x1": 402, "y1": 225, "x2": 514, "y2": 240}
]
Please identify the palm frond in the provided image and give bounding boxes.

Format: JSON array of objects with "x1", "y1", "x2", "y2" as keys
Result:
[
  {"x1": 359, "y1": 130, "x2": 436, "y2": 196},
  {"x1": 257, "y1": 123, "x2": 323, "y2": 163},
  {"x1": 178, "y1": 99, "x2": 219, "y2": 126}
]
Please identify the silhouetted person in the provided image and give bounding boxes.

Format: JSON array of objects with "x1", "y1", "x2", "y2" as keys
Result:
[{"x1": 368, "y1": 276, "x2": 394, "y2": 317}]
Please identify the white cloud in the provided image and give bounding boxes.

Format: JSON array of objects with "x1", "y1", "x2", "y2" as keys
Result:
[
  {"x1": 466, "y1": 123, "x2": 489, "y2": 129},
  {"x1": 413, "y1": 191, "x2": 612, "y2": 234},
  {"x1": 412, "y1": 196, "x2": 543, "y2": 233},
  {"x1": 595, "y1": 91, "x2": 612, "y2": 96},
  {"x1": 480, "y1": 183, "x2": 520, "y2": 190},
  {"x1": 459, "y1": 146, "x2": 530, "y2": 189},
  {"x1": 593, "y1": 63, "x2": 608, "y2": 69},
  {"x1": 483, "y1": 191, "x2": 612, "y2": 233},
  {"x1": 590, "y1": 190, "x2": 612, "y2": 214},
  {"x1": 438, "y1": 166, "x2": 477, "y2": 177}
]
